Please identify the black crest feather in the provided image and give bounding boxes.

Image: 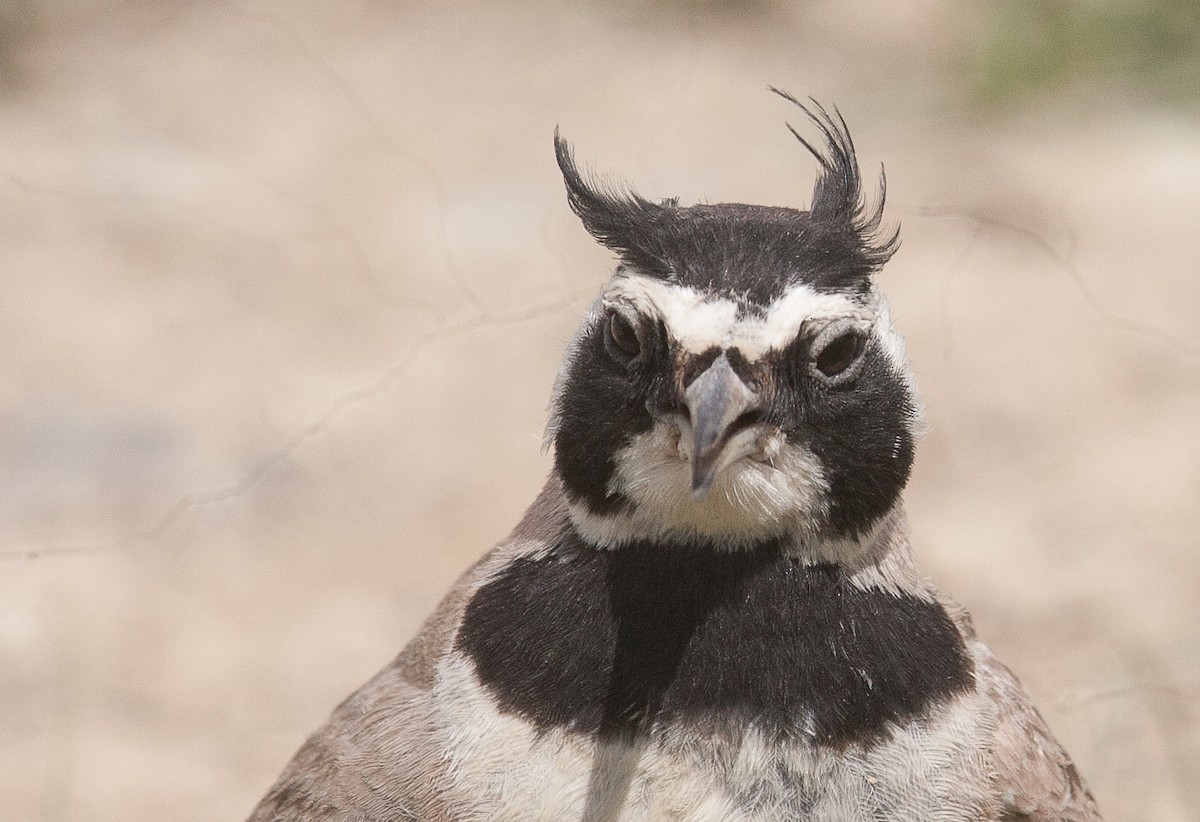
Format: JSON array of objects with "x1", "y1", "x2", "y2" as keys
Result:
[
  {"x1": 553, "y1": 129, "x2": 675, "y2": 279},
  {"x1": 768, "y1": 87, "x2": 899, "y2": 271},
  {"x1": 554, "y1": 92, "x2": 898, "y2": 293}
]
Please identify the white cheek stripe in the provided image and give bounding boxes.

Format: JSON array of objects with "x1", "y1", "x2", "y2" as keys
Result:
[{"x1": 605, "y1": 274, "x2": 872, "y2": 359}]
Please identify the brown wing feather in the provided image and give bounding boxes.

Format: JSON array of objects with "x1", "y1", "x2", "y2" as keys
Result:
[
  {"x1": 974, "y1": 641, "x2": 1102, "y2": 821},
  {"x1": 248, "y1": 479, "x2": 571, "y2": 821}
]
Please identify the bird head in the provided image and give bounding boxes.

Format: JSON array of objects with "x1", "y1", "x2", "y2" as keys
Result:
[{"x1": 548, "y1": 91, "x2": 921, "y2": 556}]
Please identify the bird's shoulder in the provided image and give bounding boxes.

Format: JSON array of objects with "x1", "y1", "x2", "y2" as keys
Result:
[
  {"x1": 391, "y1": 475, "x2": 573, "y2": 689},
  {"x1": 970, "y1": 639, "x2": 1102, "y2": 821},
  {"x1": 248, "y1": 481, "x2": 571, "y2": 821}
]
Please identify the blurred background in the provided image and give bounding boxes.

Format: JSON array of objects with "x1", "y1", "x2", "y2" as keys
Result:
[{"x1": 1, "y1": 1, "x2": 1198, "y2": 819}]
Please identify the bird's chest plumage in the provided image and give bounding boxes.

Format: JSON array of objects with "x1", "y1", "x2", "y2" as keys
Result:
[
  {"x1": 437, "y1": 535, "x2": 991, "y2": 819},
  {"x1": 457, "y1": 535, "x2": 972, "y2": 745}
]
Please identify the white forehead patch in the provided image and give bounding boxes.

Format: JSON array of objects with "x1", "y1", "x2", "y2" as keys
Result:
[
  {"x1": 605, "y1": 274, "x2": 873, "y2": 359},
  {"x1": 605, "y1": 275, "x2": 737, "y2": 353}
]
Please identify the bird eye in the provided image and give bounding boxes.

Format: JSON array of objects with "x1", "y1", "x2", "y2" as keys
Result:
[
  {"x1": 812, "y1": 328, "x2": 867, "y2": 381},
  {"x1": 604, "y1": 310, "x2": 642, "y2": 363}
]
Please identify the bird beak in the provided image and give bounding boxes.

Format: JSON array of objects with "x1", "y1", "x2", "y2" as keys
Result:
[{"x1": 684, "y1": 353, "x2": 760, "y2": 500}]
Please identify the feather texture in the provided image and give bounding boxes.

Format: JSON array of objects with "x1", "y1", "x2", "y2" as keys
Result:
[{"x1": 249, "y1": 94, "x2": 1100, "y2": 822}]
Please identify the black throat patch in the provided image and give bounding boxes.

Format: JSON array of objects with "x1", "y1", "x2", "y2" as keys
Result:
[{"x1": 455, "y1": 532, "x2": 973, "y2": 748}]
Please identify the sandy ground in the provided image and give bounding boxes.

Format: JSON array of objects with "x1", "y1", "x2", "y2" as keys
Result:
[{"x1": 1, "y1": 2, "x2": 1198, "y2": 819}]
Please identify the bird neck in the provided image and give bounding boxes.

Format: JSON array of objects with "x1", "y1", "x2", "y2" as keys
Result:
[
  {"x1": 462, "y1": 476, "x2": 966, "y2": 745},
  {"x1": 519, "y1": 471, "x2": 929, "y2": 601}
]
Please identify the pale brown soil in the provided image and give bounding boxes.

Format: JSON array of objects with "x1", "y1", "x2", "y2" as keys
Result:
[{"x1": 1, "y1": 2, "x2": 1197, "y2": 820}]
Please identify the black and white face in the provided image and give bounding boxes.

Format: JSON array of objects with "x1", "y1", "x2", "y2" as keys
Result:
[
  {"x1": 549, "y1": 98, "x2": 922, "y2": 552},
  {"x1": 551, "y1": 261, "x2": 920, "y2": 551}
]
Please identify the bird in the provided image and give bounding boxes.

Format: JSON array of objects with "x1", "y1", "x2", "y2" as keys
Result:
[{"x1": 249, "y1": 90, "x2": 1102, "y2": 821}]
